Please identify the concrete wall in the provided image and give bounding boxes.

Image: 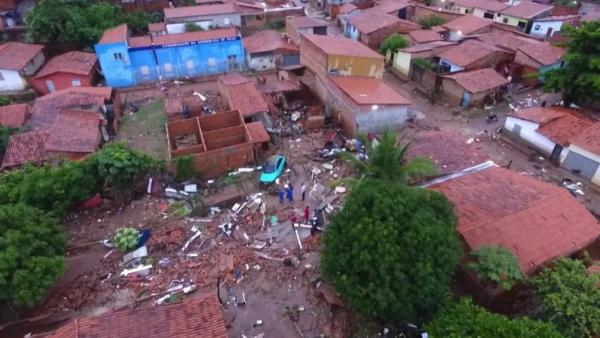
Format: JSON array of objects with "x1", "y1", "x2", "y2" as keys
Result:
[
  {"x1": 529, "y1": 20, "x2": 563, "y2": 37},
  {"x1": 566, "y1": 144, "x2": 600, "y2": 186},
  {"x1": 328, "y1": 55, "x2": 384, "y2": 78},
  {"x1": 393, "y1": 51, "x2": 412, "y2": 75},
  {"x1": 23, "y1": 52, "x2": 45, "y2": 76},
  {"x1": 355, "y1": 104, "x2": 409, "y2": 133},
  {"x1": 0, "y1": 69, "x2": 26, "y2": 92},
  {"x1": 504, "y1": 116, "x2": 558, "y2": 155},
  {"x1": 165, "y1": 13, "x2": 242, "y2": 28},
  {"x1": 248, "y1": 52, "x2": 276, "y2": 71},
  {"x1": 299, "y1": 35, "x2": 328, "y2": 79},
  {"x1": 95, "y1": 41, "x2": 137, "y2": 88}
]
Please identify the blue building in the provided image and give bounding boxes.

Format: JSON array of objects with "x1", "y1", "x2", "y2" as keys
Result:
[{"x1": 95, "y1": 24, "x2": 245, "y2": 88}]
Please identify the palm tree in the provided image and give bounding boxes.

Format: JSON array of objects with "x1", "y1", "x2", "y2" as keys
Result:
[{"x1": 339, "y1": 128, "x2": 437, "y2": 186}]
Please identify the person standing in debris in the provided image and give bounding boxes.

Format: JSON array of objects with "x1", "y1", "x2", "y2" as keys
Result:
[
  {"x1": 287, "y1": 183, "x2": 294, "y2": 202},
  {"x1": 290, "y1": 214, "x2": 298, "y2": 229},
  {"x1": 304, "y1": 206, "x2": 309, "y2": 224},
  {"x1": 301, "y1": 183, "x2": 306, "y2": 201},
  {"x1": 278, "y1": 188, "x2": 285, "y2": 206}
]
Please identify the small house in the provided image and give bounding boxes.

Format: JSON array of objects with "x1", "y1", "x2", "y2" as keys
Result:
[
  {"x1": 442, "y1": 15, "x2": 494, "y2": 41},
  {"x1": 441, "y1": 68, "x2": 508, "y2": 107},
  {"x1": 285, "y1": 15, "x2": 329, "y2": 45},
  {"x1": 44, "y1": 110, "x2": 102, "y2": 160},
  {"x1": 496, "y1": 2, "x2": 553, "y2": 32},
  {"x1": 514, "y1": 41, "x2": 565, "y2": 79},
  {"x1": 236, "y1": 2, "x2": 266, "y2": 31},
  {"x1": 391, "y1": 40, "x2": 457, "y2": 77},
  {"x1": 163, "y1": 3, "x2": 241, "y2": 33},
  {"x1": 243, "y1": 30, "x2": 299, "y2": 71},
  {"x1": 448, "y1": 0, "x2": 509, "y2": 19},
  {"x1": 529, "y1": 15, "x2": 579, "y2": 38},
  {"x1": 562, "y1": 124, "x2": 600, "y2": 185},
  {"x1": 0, "y1": 42, "x2": 44, "y2": 93},
  {"x1": 438, "y1": 39, "x2": 511, "y2": 73},
  {"x1": 31, "y1": 51, "x2": 98, "y2": 95},
  {"x1": 371, "y1": 0, "x2": 410, "y2": 19},
  {"x1": 345, "y1": 9, "x2": 420, "y2": 49}
]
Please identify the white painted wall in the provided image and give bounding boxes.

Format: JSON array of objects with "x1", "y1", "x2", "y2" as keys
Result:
[
  {"x1": 529, "y1": 20, "x2": 563, "y2": 37},
  {"x1": 393, "y1": 51, "x2": 411, "y2": 76},
  {"x1": 0, "y1": 69, "x2": 26, "y2": 92},
  {"x1": 356, "y1": 105, "x2": 409, "y2": 133},
  {"x1": 166, "y1": 20, "x2": 212, "y2": 33},
  {"x1": 565, "y1": 144, "x2": 600, "y2": 185},
  {"x1": 248, "y1": 54, "x2": 276, "y2": 71},
  {"x1": 504, "y1": 116, "x2": 558, "y2": 155}
]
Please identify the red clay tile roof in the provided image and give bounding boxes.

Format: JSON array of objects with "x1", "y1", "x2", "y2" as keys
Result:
[
  {"x1": 408, "y1": 29, "x2": 443, "y2": 43},
  {"x1": 219, "y1": 74, "x2": 269, "y2": 117},
  {"x1": 452, "y1": 0, "x2": 510, "y2": 11},
  {"x1": 517, "y1": 42, "x2": 565, "y2": 66},
  {"x1": 148, "y1": 22, "x2": 166, "y2": 32},
  {"x1": 243, "y1": 30, "x2": 298, "y2": 55},
  {"x1": 0, "y1": 42, "x2": 44, "y2": 71},
  {"x1": 152, "y1": 28, "x2": 239, "y2": 46},
  {"x1": 508, "y1": 106, "x2": 567, "y2": 124},
  {"x1": 338, "y1": 3, "x2": 357, "y2": 14},
  {"x1": 301, "y1": 34, "x2": 384, "y2": 59},
  {"x1": 99, "y1": 24, "x2": 128, "y2": 44},
  {"x1": 439, "y1": 39, "x2": 498, "y2": 67},
  {"x1": 164, "y1": 3, "x2": 239, "y2": 19},
  {"x1": 500, "y1": 1, "x2": 553, "y2": 19},
  {"x1": 45, "y1": 111, "x2": 101, "y2": 154},
  {"x1": 1, "y1": 130, "x2": 48, "y2": 168},
  {"x1": 475, "y1": 31, "x2": 540, "y2": 53},
  {"x1": 408, "y1": 129, "x2": 488, "y2": 174},
  {"x1": 0, "y1": 103, "x2": 30, "y2": 128},
  {"x1": 442, "y1": 15, "x2": 494, "y2": 35},
  {"x1": 400, "y1": 40, "x2": 457, "y2": 53},
  {"x1": 330, "y1": 76, "x2": 411, "y2": 105},
  {"x1": 569, "y1": 123, "x2": 600, "y2": 155},
  {"x1": 45, "y1": 294, "x2": 228, "y2": 338},
  {"x1": 371, "y1": 0, "x2": 410, "y2": 13},
  {"x1": 128, "y1": 36, "x2": 153, "y2": 49},
  {"x1": 246, "y1": 121, "x2": 271, "y2": 143},
  {"x1": 348, "y1": 10, "x2": 419, "y2": 34},
  {"x1": 537, "y1": 113, "x2": 593, "y2": 145},
  {"x1": 287, "y1": 15, "x2": 328, "y2": 28},
  {"x1": 444, "y1": 68, "x2": 509, "y2": 93},
  {"x1": 430, "y1": 166, "x2": 600, "y2": 273},
  {"x1": 34, "y1": 52, "x2": 96, "y2": 79}
]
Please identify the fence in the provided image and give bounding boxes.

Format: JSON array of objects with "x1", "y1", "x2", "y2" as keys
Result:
[{"x1": 133, "y1": 60, "x2": 245, "y2": 84}]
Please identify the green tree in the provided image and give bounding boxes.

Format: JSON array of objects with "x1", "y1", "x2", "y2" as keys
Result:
[
  {"x1": 418, "y1": 15, "x2": 446, "y2": 29},
  {"x1": 380, "y1": 34, "x2": 409, "y2": 55},
  {"x1": 544, "y1": 22, "x2": 600, "y2": 105},
  {"x1": 321, "y1": 181, "x2": 461, "y2": 324},
  {"x1": 468, "y1": 245, "x2": 523, "y2": 290},
  {"x1": 124, "y1": 10, "x2": 153, "y2": 33},
  {"x1": 425, "y1": 298, "x2": 563, "y2": 338},
  {"x1": 530, "y1": 258, "x2": 600, "y2": 338},
  {"x1": 340, "y1": 128, "x2": 436, "y2": 186},
  {"x1": 0, "y1": 204, "x2": 65, "y2": 307}
]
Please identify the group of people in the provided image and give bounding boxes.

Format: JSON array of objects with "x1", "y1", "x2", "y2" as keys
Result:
[{"x1": 277, "y1": 182, "x2": 307, "y2": 205}]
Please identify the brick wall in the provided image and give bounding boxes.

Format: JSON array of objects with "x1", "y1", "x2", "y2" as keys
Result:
[
  {"x1": 190, "y1": 143, "x2": 254, "y2": 177},
  {"x1": 300, "y1": 36, "x2": 328, "y2": 79}
]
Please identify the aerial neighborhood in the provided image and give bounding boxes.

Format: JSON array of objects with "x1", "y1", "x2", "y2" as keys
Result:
[{"x1": 0, "y1": 0, "x2": 599, "y2": 336}]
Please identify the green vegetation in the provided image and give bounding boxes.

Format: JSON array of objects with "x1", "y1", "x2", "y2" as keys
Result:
[
  {"x1": 544, "y1": 21, "x2": 600, "y2": 105},
  {"x1": 425, "y1": 298, "x2": 563, "y2": 338},
  {"x1": 174, "y1": 155, "x2": 197, "y2": 181},
  {"x1": 26, "y1": 0, "x2": 152, "y2": 48},
  {"x1": 530, "y1": 258, "x2": 600, "y2": 338},
  {"x1": 185, "y1": 22, "x2": 203, "y2": 32},
  {"x1": 418, "y1": 15, "x2": 446, "y2": 29},
  {"x1": 0, "y1": 204, "x2": 65, "y2": 307},
  {"x1": 0, "y1": 95, "x2": 11, "y2": 106},
  {"x1": 321, "y1": 181, "x2": 461, "y2": 324},
  {"x1": 114, "y1": 228, "x2": 140, "y2": 252},
  {"x1": 116, "y1": 99, "x2": 168, "y2": 161},
  {"x1": 379, "y1": 34, "x2": 409, "y2": 55},
  {"x1": 413, "y1": 58, "x2": 437, "y2": 70},
  {"x1": 468, "y1": 245, "x2": 523, "y2": 290},
  {"x1": 262, "y1": 18, "x2": 285, "y2": 31},
  {"x1": 339, "y1": 128, "x2": 436, "y2": 187}
]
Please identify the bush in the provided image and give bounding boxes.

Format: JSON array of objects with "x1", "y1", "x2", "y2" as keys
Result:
[
  {"x1": 321, "y1": 181, "x2": 461, "y2": 324},
  {"x1": 418, "y1": 15, "x2": 446, "y2": 29},
  {"x1": 0, "y1": 95, "x2": 11, "y2": 106},
  {"x1": 0, "y1": 204, "x2": 65, "y2": 307},
  {"x1": 185, "y1": 22, "x2": 203, "y2": 32},
  {"x1": 379, "y1": 34, "x2": 409, "y2": 55},
  {"x1": 174, "y1": 155, "x2": 197, "y2": 181},
  {"x1": 114, "y1": 228, "x2": 140, "y2": 252},
  {"x1": 468, "y1": 245, "x2": 523, "y2": 290},
  {"x1": 262, "y1": 18, "x2": 285, "y2": 30}
]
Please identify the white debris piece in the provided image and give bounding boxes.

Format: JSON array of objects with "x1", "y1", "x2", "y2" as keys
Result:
[
  {"x1": 184, "y1": 184, "x2": 198, "y2": 193},
  {"x1": 120, "y1": 264, "x2": 152, "y2": 277}
]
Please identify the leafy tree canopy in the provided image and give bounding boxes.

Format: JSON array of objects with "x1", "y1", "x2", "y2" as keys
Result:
[
  {"x1": 418, "y1": 15, "x2": 446, "y2": 29},
  {"x1": 425, "y1": 298, "x2": 563, "y2": 338},
  {"x1": 468, "y1": 245, "x2": 523, "y2": 290},
  {"x1": 380, "y1": 34, "x2": 409, "y2": 54},
  {"x1": 321, "y1": 181, "x2": 461, "y2": 324},
  {"x1": 544, "y1": 21, "x2": 600, "y2": 105},
  {"x1": 530, "y1": 258, "x2": 600, "y2": 338},
  {"x1": 0, "y1": 204, "x2": 65, "y2": 307},
  {"x1": 26, "y1": 0, "x2": 152, "y2": 48}
]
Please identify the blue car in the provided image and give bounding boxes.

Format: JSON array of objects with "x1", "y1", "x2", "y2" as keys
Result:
[{"x1": 260, "y1": 155, "x2": 286, "y2": 184}]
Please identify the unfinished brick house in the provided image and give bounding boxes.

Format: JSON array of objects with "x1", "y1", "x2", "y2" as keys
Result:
[{"x1": 166, "y1": 110, "x2": 270, "y2": 177}]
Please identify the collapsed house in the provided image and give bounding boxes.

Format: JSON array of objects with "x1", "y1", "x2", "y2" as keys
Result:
[{"x1": 166, "y1": 110, "x2": 270, "y2": 177}]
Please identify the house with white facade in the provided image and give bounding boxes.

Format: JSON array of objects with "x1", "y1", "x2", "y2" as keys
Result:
[
  {"x1": 496, "y1": 2, "x2": 553, "y2": 33},
  {"x1": 164, "y1": 3, "x2": 241, "y2": 33},
  {"x1": 562, "y1": 123, "x2": 600, "y2": 185},
  {"x1": 448, "y1": 0, "x2": 509, "y2": 19},
  {"x1": 529, "y1": 15, "x2": 579, "y2": 38},
  {"x1": 0, "y1": 42, "x2": 45, "y2": 93}
]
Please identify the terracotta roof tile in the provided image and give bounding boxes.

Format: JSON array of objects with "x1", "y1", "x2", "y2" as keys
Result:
[
  {"x1": 148, "y1": 22, "x2": 166, "y2": 32},
  {"x1": 0, "y1": 103, "x2": 30, "y2": 128},
  {"x1": 219, "y1": 74, "x2": 269, "y2": 117},
  {"x1": 408, "y1": 29, "x2": 443, "y2": 43},
  {"x1": 408, "y1": 130, "x2": 488, "y2": 174},
  {"x1": 371, "y1": 0, "x2": 411, "y2": 13},
  {"x1": 34, "y1": 52, "x2": 96, "y2": 79},
  {"x1": 348, "y1": 10, "x2": 419, "y2": 34},
  {"x1": 243, "y1": 30, "x2": 298, "y2": 55},
  {"x1": 400, "y1": 40, "x2": 457, "y2": 53},
  {"x1": 442, "y1": 15, "x2": 494, "y2": 35},
  {"x1": 444, "y1": 68, "x2": 509, "y2": 93},
  {"x1": 536, "y1": 110, "x2": 592, "y2": 145},
  {"x1": 1, "y1": 130, "x2": 48, "y2": 168},
  {"x1": 570, "y1": 123, "x2": 600, "y2": 155},
  {"x1": 164, "y1": 3, "x2": 239, "y2": 19},
  {"x1": 430, "y1": 166, "x2": 600, "y2": 273},
  {"x1": 338, "y1": 3, "x2": 357, "y2": 14},
  {"x1": 517, "y1": 42, "x2": 565, "y2": 66},
  {"x1": 0, "y1": 42, "x2": 44, "y2": 70},
  {"x1": 452, "y1": 0, "x2": 510, "y2": 12},
  {"x1": 128, "y1": 36, "x2": 153, "y2": 49},
  {"x1": 151, "y1": 28, "x2": 239, "y2": 46},
  {"x1": 301, "y1": 34, "x2": 384, "y2": 59},
  {"x1": 45, "y1": 111, "x2": 101, "y2": 154},
  {"x1": 439, "y1": 39, "x2": 498, "y2": 67},
  {"x1": 99, "y1": 24, "x2": 128, "y2": 44},
  {"x1": 330, "y1": 76, "x2": 411, "y2": 105},
  {"x1": 475, "y1": 31, "x2": 540, "y2": 53},
  {"x1": 287, "y1": 15, "x2": 328, "y2": 28},
  {"x1": 500, "y1": 1, "x2": 553, "y2": 19},
  {"x1": 45, "y1": 294, "x2": 228, "y2": 338},
  {"x1": 508, "y1": 106, "x2": 567, "y2": 124},
  {"x1": 246, "y1": 121, "x2": 271, "y2": 143}
]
